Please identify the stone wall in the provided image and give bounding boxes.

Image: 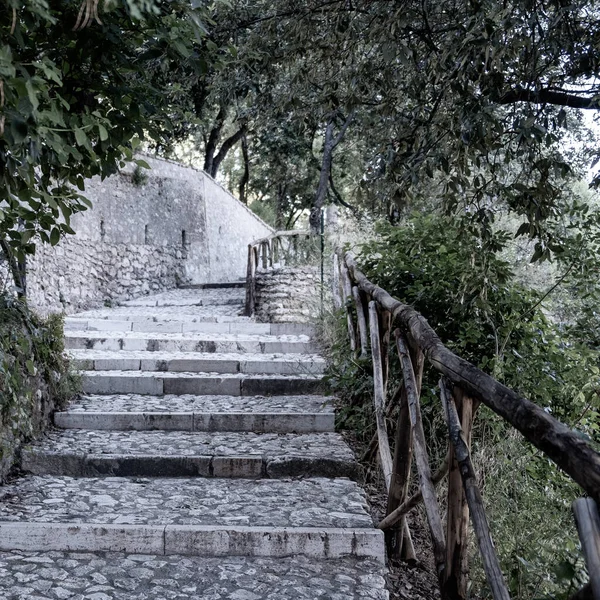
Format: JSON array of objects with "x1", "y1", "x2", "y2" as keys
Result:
[
  {"x1": 254, "y1": 266, "x2": 321, "y2": 323},
  {"x1": 14, "y1": 155, "x2": 272, "y2": 314}
]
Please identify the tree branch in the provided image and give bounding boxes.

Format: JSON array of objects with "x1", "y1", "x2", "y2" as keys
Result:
[{"x1": 498, "y1": 88, "x2": 600, "y2": 109}]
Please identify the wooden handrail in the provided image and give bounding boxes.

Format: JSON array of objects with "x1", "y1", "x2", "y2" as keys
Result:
[{"x1": 333, "y1": 249, "x2": 600, "y2": 600}]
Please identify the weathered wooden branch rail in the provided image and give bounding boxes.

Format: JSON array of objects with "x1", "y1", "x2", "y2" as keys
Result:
[
  {"x1": 244, "y1": 230, "x2": 312, "y2": 317},
  {"x1": 336, "y1": 250, "x2": 600, "y2": 600}
]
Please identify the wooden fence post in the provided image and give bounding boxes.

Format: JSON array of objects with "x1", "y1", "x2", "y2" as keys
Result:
[
  {"x1": 340, "y1": 259, "x2": 357, "y2": 352},
  {"x1": 332, "y1": 253, "x2": 342, "y2": 310},
  {"x1": 444, "y1": 388, "x2": 479, "y2": 600},
  {"x1": 440, "y1": 378, "x2": 510, "y2": 600},
  {"x1": 379, "y1": 308, "x2": 392, "y2": 395},
  {"x1": 245, "y1": 244, "x2": 254, "y2": 316},
  {"x1": 396, "y1": 331, "x2": 447, "y2": 589},
  {"x1": 573, "y1": 498, "x2": 600, "y2": 600},
  {"x1": 368, "y1": 301, "x2": 394, "y2": 488},
  {"x1": 353, "y1": 286, "x2": 369, "y2": 357}
]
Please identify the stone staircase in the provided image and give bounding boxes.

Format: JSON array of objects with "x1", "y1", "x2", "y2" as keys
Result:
[{"x1": 0, "y1": 287, "x2": 388, "y2": 599}]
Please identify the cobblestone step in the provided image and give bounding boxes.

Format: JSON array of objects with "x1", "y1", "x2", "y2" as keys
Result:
[
  {"x1": 70, "y1": 350, "x2": 325, "y2": 376},
  {"x1": 121, "y1": 288, "x2": 246, "y2": 307},
  {"x1": 0, "y1": 552, "x2": 388, "y2": 599},
  {"x1": 0, "y1": 476, "x2": 371, "y2": 528},
  {"x1": 55, "y1": 394, "x2": 335, "y2": 433},
  {"x1": 65, "y1": 330, "x2": 317, "y2": 354},
  {"x1": 65, "y1": 316, "x2": 314, "y2": 336},
  {"x1": 21, "y1": 430, "x2": 359, "y2": 479},
  {"x1": 82, "y1": 370, "x2": 324, "y2": 396}
]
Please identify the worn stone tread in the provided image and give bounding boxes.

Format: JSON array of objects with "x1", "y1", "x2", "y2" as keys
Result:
[
  {"x1": 21, "y1": 430, "x2": 358, "y2": 478},
  {"x1": 64, "y1": 330, "x2": 316, "y2": 354},
  {"x1": 55, "y1": 395, "x2": 335, "y2": 433},
  {"x1": 63, "y1": 394, "x2": 335, "y2": 414},
  {"x1": 81, "y1": 370, "x2": 324, "y2": 396},
  {"x1": 0, "y1": 551, "x2": 388, "y2": 599},
  {"x1": 0, "y1": 476, "x2": 371, "y2": 528}
]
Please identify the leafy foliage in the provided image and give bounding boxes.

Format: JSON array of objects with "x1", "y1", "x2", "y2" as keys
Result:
[{"x1": 0, "y1": 0, "x2": 211, "y2": 286}]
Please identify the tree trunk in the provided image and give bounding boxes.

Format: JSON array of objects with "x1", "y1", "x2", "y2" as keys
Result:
[
  {"x1": 210, "y1": 124, "x2": 246, "y2": 178},
  {"x1": 310, "y1": 111, "x2": 354, "y2": 233},
  {"x1": 238, "y1": 132, "x2": 249, "y2": 204},
  {"x1": 203, "y1": 104, "x2": 227, "y2": 176}
]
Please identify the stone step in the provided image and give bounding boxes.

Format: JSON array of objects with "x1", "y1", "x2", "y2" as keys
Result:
[
  {"x1": 0, "y1": 551, "x2": 389, "y2": 600},
  {"x1": 64, "y1": 330, "x2": 316, "y2": 354},
  {"x1": 81, "y1": 370, "x2": 324, "y2": 396},
  {"x1": 65, "y1": 316, "x2": 314, "y2": 337},
  {"x1": 21, "y1": 430, "x2": 359, "y2": 479},
  {"x1": 0, "y1": 476, "x2": 382, "y2": 560},
  {"x1": 0, "y1": 552, "x2": 388, "y2": 598},
  {"x1": 120, "y1": 288, "x2": 246, "y2": 308},
  {"x1": 55, "y1": 394, "x2": 335, "y2": 433},
  {"x1": 70, "y1": 350, "x2": 325, "y2": 376}
]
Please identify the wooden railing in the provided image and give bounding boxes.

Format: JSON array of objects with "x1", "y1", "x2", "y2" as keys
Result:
[
  {"x1": 244, "y1": 230, "x2": 314, "y2": 317},
  {"x1": 334, "y1": 250, "x2": 600, "y2": 600}
]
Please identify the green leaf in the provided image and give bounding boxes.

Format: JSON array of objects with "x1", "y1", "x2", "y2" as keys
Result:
[{"x1": 49, "y1": 227, "x2": 60, "y2": 246}]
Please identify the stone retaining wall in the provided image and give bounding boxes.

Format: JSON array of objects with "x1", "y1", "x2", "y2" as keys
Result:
[
  {"x1": 254, "y1": 266, "x2": 321, "y2": 323},
  {"x1": 4, "y1": 156, "x2": 272, "y2": 314}
]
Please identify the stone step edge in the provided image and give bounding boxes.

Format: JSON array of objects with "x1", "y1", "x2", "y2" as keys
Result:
[
  {"x1": 54, "y1": 411, "x2": 335, "y2": 433},
  {"x1": 65, "y1": 320, "x2": 315, "y2": 337},
  {"x1": 71, "y1": 357, "x2": 325, "y2": 376},
  {"x1": 81, "y1": 372, "x2": 324, "y2": 396},
  {"x1": 0, "y1": 522, "x2": 384, "y2": 562},
  {"x1": 21, "y1": 450, "x2": 360, "y2": 480}
]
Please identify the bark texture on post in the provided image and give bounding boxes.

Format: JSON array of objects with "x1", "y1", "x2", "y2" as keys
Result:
[
  {"x1": 445, "y1": 390, "x2": 478, "y2": 600},
  {"x1": 440, "y1": 379, "x2": 510, "y2": 600},
  {"x1": 573, "y1": 498, "x2": 600, "y2": 600},
  {"x1": 396, "y1": 331, "x2": 447, "y2": 585},
  {"x1": 368, "y1": 301, "x2": 394, "y2": 489}
]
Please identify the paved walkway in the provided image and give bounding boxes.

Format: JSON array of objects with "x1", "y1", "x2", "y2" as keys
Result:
[{"x1": 0, "y1": 287, "x2": 387, "y2": 599}]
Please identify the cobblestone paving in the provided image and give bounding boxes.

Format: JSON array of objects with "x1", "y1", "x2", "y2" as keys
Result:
[
  {"x1": 122, "y1": 288, "x2": 246, "y2": 307},
  {"x1": 65, "y1": 331, "x2": 311, "y2": 343},
  {"x1": 26, "y1": 430, "x2": 355, "y2": 460},
  {"x1": 72, "y1": 305, "x2": 247, "y2": 320},
  {"x1": 0, "y1": 476, "x2": 372, "y2": 528},
  {"x1": 69, "y1": 350, "x2": 325, "y2": 366},
  {"x1": 66, "y1": 395, "x2": 334, "y2": 414},
  {"x1": 0, "y1": 552, "x2": 388, "y2": 600}
]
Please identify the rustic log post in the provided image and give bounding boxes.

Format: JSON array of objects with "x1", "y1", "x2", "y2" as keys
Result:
[
  {"x1": 396, "y1": 331, "x2": 447, "y2": 587},
  {"x1": 444, "y1": 389, "x2": 479, "y2": 600},
  {"x1": 253, "y1": 245, "x2": 259, "y2": 269},
  {"x1": 386, "y1": 341, "x2": 424, "y2": 560},
  {"x1": 340, "y1": 259, "x2": 357, "y2": 353},
  {"x1": 386, "y1": 389, "x2": 414, "y2": 559},
  {"x1": 261, "y1": 241, "x2": 268, "y2": 269},
  {"x1": 379, "y1": 308, "x2": 392, "y2": 395},
  {"x1": 244, "y1": 244, "x2": 254, "y2": 317},
  {"x1": 573, "y1": 498, "x2": 600, "y2": 600},
  {"x1": 368, "y1": 301, "x2": 394, "y2": 488},
  {"x1": 353, "y1": 286, "x2": 369, "y2": 357},
  {"x1": 332, "y1": 253, "x2": 343, "y2": 310},
  {"x1": 440, "y1": 378, "x2": 510, "y2": 600}
]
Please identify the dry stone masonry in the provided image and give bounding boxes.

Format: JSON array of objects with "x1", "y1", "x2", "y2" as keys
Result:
[
  {"x1": 0, "y1": 285, "x2": 388, "y2": 599},
  {"x1": 254, "y1": 266, "x2": 321, "y2": 323},
  {"x1": 20, "y1": 157, "x2": 273, "y2": 315}
]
